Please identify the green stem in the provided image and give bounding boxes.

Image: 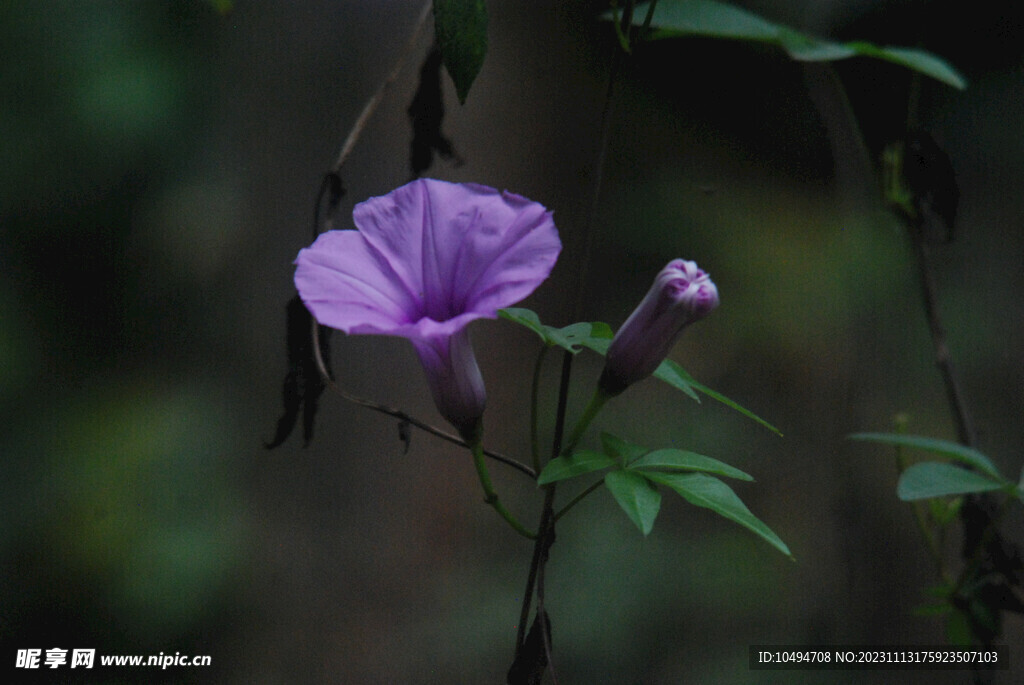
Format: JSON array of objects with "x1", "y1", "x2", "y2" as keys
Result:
[
  {"x1": 470, "y1": 439, "x2": 537, "y2": 540},
  {"x1": 553, "y1": 479, "x2": 604, "y2": 523},
  {"x1": 640, "y1": 0, "x2": 659, "y2": 34},
  {"x1": 530, "y1": 346, "x2": 549, "y2": 476},
  {"x1": 562, "y1": 387, "x2": 611, "y2": 457}
]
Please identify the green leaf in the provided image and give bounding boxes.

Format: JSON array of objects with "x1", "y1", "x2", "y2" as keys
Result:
[
  {"x1": 846, "y1": 43, "x2": 966, "y2": 91},
  {"x1": 498, "y1": 308, "x2": 612, "y2": 355},
  {"x1": 644, "y1": 0, "x2": 779, "y2": 41},
  {"x1": 629, "y1": 448, "x2": 753, "y2": 481},
  {"x1": 433, "y1": 0, "x2": 488, "y2": 104},
  {"x1": 897, "y1": 462, "x2": 1007, "y2": 500},
  {"x1": 605, "y1": 470, "x2": 662, "y2": 536},
  {"x1": 574, "y1": 329, "x2": 612, "y2": 355},
  {"x1": 849, "y1": 433, "x2": 1001, "y2": 478},
  {"x1": 599, "y1": 432, "x2": 650, "y2": 466},
  {"x1": 652, "y1": 358, "x2": 700, "y2": 402},
  {"x1": 624, "y1": 0, "x2": 965, "y2": 89},
  {"x1": 661, "y1": 361, "x2": 783, "y2": 435},
  {"x1": 644, "y1": 472, "x2": 792, "y2": 557},
  {"x1": 537, "y1": 449, "x2": 616, "y2": 485}
]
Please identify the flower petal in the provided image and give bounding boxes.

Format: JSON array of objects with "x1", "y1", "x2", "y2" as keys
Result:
[
  {"x1": 294, "y1": 230, "x2": 421, "y2": 334},
  {"x1": 353, "y1": 179, "x2": 561, "y2": 323}
]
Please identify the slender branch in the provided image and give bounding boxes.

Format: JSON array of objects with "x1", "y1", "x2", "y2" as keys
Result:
[
  {"x1": 910, "y1": 235, "x2": 976, "y2": 447},
  {"x1": 331, "y1": 0, "x2": 432, "y2": 174},
  {"x1": 310, "y1": 320, "x2": 536, "y2": 479},
  {"x1": 529, "y1": 346, "x2": 549, "y2": 476},
  {"x1": 569, "y1": 6, "x2": 627, "y2": 320}
]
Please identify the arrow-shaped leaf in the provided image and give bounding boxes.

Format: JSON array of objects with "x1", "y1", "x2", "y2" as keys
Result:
[
  {"x1": 897, "y1": 462, "x2": 1007, "y2": 501},
  {"x1": 645, "y1": 472, "x2": 791, "y2": 557},
  {"x1": 605, "y1": 470, "x2": 662, "y2": 536},
  {"x1": 629, "y1": 448, "x2": 753, "y2": 481}
]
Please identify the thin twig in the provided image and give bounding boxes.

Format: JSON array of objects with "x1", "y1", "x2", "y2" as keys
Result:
[
  {"x1": 529, "y1": 346, "x2": 549, "y2": 475},
  {"x1": 570, "y1": 23, "x2": 622, "y2": 320},
  {"x1": 331, "y1": 0, "x2": 432, "y2": 174},
  {"x1": 910, "y1": 234, "x2": 975, "y2": 447},
  {"x1": 311, "y1": 320, "x2": 536, "y2": 479}
]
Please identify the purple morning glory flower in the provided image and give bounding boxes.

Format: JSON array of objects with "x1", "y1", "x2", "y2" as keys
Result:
[
  {"x1": 294, "y1": 178, "x2": 561, "y2": 439},
  {"x1": 599, "y1": 259, "x2": 719, "y2": 396}
]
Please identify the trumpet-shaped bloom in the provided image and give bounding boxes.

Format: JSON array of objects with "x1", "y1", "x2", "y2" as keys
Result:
[
  {"x1": 599, "y1": 259, "x2": 719, "y2": 396},
  {"x1": 294, "y1": 178, "x2": 561, "y2": 438}
]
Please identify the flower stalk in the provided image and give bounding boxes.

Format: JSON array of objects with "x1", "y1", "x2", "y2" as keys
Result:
[{"x1": 469, "y1": 438, "x2": 537, "y2": 540}]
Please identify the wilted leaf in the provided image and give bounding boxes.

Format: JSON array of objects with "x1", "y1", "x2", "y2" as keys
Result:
[
  {"x1": 506, "y1": 610, "x2": 552, "y2": 685},
  {"x1": 407, "y1": 46, "x2": 461, "y2": 177},
  {"x1": 266, "y1": 296, "x2": 332, "y2": 448}
]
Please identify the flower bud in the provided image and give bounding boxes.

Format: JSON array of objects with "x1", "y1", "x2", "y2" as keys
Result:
[{"x1": 598, "y1": 259, "x2": 719, "y2": 396}]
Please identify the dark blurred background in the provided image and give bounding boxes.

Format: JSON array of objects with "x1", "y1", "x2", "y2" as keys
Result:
[{"x1": 2, "y1": 1, "x2": 1022, "y2": 683}]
